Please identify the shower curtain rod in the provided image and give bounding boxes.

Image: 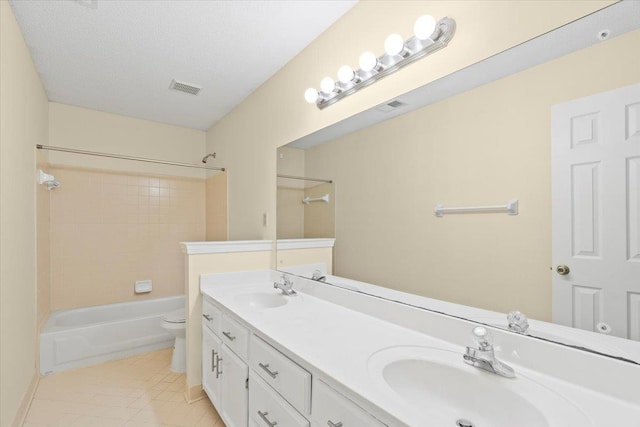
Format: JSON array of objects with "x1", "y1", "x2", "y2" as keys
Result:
[
  {"x1": 277, "y1": 174, "x2": 332, "y2": 184},
  {"x1": 36, "y1": 145, "x2": 225, "y2": 172}
]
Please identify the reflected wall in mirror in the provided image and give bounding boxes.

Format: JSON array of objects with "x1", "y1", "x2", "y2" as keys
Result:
[
  {"x1": 277, "y1": 147, "x2": 335, "y2": 239},
  {"x1": 276, "y1": 3, "x2": 640, "y2": 362}
]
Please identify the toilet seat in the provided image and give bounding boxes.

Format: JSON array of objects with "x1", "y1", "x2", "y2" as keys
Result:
[{"x1": 162, "y1": 309, "x2": 185, "y2": 324}]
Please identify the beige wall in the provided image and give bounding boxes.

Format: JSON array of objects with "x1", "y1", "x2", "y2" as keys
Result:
[
  {"x1": 303, "y1": 29, "x2": 640, "y2": 321},
  {"x1": 49, "y1": 166, "x2": 206, "y2": 310},
  {"x1": 277, "y1": 147, "x2": 306, "y2": 239},
  {"x1": 0, "y1": 2, "x2": 49, "y2": 426},
  {"x1": 36, "y1": 154, "x2": 50, "y2": 331},
  {"x1": 277, "y1": 146, "x2": 305, "y2": 178},
  {"x1": 277, "y1": 247, "x2": 333, "y2": 274},
  {"x1": 49, "y1": 103, "x2": 206, "y2": 178},
  {"x1": 205, "y1": 172, "x2": 228, "y2": 241},
  {"x1": 184, "y1": 250, "x2": 272, "y2": 398},
  {"x1": 276, "y1": 187, "x2": 305, "y2": 239},
  {"x1": 207, "y1": 1, "x2": 613, "y2": 242}
]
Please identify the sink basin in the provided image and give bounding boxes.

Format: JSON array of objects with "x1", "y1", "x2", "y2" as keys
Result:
[
  {"x1": 368, "y1": 346, "x2": 592, "y2": 427},
  {"x1": 234, "y1": 292, "x2": 288, "y2": 309}
]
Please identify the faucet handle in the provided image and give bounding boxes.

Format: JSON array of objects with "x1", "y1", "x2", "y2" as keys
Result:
[
  {"x1": 472, "y1": 326, "x2": 493, "y2": 350},
  {"x1": 507, "y1": 311, "x2": 529, "y2": 333}
]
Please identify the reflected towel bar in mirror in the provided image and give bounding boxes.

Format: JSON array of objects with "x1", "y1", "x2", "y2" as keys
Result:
[{"x1": 434, "y1": 199, "x2": 518, "y2": 217}]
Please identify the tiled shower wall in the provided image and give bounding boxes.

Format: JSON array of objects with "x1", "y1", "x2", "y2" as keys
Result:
[{"x1": 49, "y1": 166, "x2": 206, "y2": 310}]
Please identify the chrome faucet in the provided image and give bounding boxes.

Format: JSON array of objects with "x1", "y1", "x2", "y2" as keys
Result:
[
  {"x1": 274, "y1": 274, "x2": 296, "y2": 296},
  {"x1": 311, "y1": 270, "x2": 326, "y2": 282},
  {"x1": 463, "y1": 326, "x2": 515, "y2": 378},
  {"x1": 507, "y1": 311, "x2": 529, "y2": 334}
]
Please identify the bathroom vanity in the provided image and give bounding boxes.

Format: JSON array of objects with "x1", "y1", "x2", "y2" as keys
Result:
[{"x1": 201, "y1": 270, "x2": 640, "y2": 427}]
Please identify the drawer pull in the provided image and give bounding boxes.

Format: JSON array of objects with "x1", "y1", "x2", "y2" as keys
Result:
[
  {"x1": 215, "y1": 355, "x2": 223, "y2": 378},
  {"x1": 222, "y1": 331, "x2": 236, "y2": 341},
  {"x1": 211, "y1": 350, "x2": 216, "y2": 372},
  {"x1": 258, "y1": 362, "x2": 279, "y2": 379},
  {"x1": 202, "y1": 314, "x2": 213, "y2": 321},
  {"x1": 258, "y1": 410, "x2": 278, "y2": 426},
  {"x1": 328, "y1": 422, "x2": 343, "y2": 427}
]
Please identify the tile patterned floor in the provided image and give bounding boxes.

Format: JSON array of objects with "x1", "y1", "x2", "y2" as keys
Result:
[{"x1": 23, "y1": 348, "x2": 225, "y2": 427}]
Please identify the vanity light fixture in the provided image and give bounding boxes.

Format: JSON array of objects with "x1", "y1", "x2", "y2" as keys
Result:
[{"x1": 305, "y1": 15, "x2": 456, "y2": 109}]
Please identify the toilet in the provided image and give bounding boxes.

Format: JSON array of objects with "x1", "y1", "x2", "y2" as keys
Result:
[{"x1": 161, "y1": 309, "x2": 186, "y2": 373}]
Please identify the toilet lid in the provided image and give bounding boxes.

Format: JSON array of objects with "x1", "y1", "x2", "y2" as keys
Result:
[{"x1": 162, "y1": 309, "x2": 185, "y2": 323}]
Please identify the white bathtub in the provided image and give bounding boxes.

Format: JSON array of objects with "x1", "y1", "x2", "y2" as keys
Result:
[{"x1": 40, "y1": 296, "x2": 184, "y2": 375}]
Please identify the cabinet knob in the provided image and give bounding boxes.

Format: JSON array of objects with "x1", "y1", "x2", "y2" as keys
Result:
[{"x1": 202, "y1": 314, "x2": 213, "y2": 321}]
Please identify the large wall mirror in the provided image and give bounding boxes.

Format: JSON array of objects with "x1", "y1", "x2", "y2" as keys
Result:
[
  {"x1": 276, "y1": 2, "x2": 640, "y2": 363},
  {"x1": 277, "y1": 147, "x2": 335, "y2": 240}
]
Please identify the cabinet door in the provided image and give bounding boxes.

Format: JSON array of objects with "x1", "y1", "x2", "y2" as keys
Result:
[
  {"x1": 220, "y1": 345, "x2": 249, "y2": 427},
  {"x1": 249, "y1": 371, "x2": 309, "y2": 427},
  {"x1": 202, "y1": 326, "x2": 222, "y2": 409}
]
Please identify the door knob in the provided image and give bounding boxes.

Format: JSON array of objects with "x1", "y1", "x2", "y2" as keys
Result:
[{"x1": 556, "y1": 265, "x2": 570, "y2": 275}]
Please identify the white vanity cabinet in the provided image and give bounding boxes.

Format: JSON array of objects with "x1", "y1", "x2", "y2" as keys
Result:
[
  {"x1": 202, "y1": 298, "x2": 249, "y2": 427},
  {"x1": 221, "y1": 313, "x2": 250, "y2": 360},
  {"x1": 249, "y1": 335, "x2": 311, "y2": 415},
  {"x1": 249, "y1": 371, "x2": 309, "y2": 427},
  {"x1": 312, "y1": 379, "x2": 386, "y2": 427},
  {"x1": 202, "y1": 294, "x2": 387, "y2": 427},
  {"x1": 202, "y1": 326, "x2": 222, "y2": 408},
  {"x1": 220, "y1": 344, "x2": 249, "y2": 427},
  {"x1": 202, "y1": 299, "x2": 222, "y2": 335}
]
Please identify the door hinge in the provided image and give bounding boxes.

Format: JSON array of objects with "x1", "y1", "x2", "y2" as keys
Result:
[{"x1": 245, "y1": 377, "x2": 249, "y2": 389}]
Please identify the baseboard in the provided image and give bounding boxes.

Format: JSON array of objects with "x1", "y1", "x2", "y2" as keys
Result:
[
  {"x1": 12, "y1": 371, "x2": 39, "y2": 427},
  {"x1": 185, "y1": 383, "x2": 205, "y2": 403}
]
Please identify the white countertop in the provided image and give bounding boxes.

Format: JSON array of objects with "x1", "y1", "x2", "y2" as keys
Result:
[{"x1": 201, "y1": 271, "x2": 640, "y2": 427}]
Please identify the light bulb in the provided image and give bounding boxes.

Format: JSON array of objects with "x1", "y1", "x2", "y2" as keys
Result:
[
  {"x1": 337, "y1": 65, "x2": 355, "y2": 84},
  {"x1": 320, "y1": 77, "x2": 335, "y2": 94},
  {"x1": 384, "y1": 33, "x2": 405, "y2": 56},
  {"x1": 304, "y1": 88, "x2": 319, "y2": 104},
  {"x1": 359, "y1": 51, "x2": 378, "y2": 72},
  {"x1": 414, "y1": 14, "x2": 437, "y2": 40}
]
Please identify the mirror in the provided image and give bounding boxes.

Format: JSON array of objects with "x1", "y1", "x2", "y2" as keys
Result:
[
  {"x1": 276, "y1": 147, "x2": 335, "y2": 239},
  {"x1": 276, "y1": 2, "x2": 640, "y2": 363}
]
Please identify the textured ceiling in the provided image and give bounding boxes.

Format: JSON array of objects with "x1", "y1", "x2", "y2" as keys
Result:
[{"x1": 10, "y1": 0, "x2": 356, "y2": 130}]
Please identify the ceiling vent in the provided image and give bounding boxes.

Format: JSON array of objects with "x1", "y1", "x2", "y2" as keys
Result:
[
  {"x1": 169, "y1": 80, "x2": 202, "y2": 96},
  {"x1": 376, "y1": 100, "x2": 406, "y2": 113}
]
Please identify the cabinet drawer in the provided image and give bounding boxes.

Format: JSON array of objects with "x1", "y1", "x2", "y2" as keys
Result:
[
  {"x1": 312, "y1": 379, "x2": 385, "y2": 427},
  {"x1": 250, "y1": 335, "x2": 311, "y2": 415},
  {"x1": 220, "y1": 314, "x2": 249, "y2": 360},
  {"x1": 249, "y1": 371, "x2": 309, "y2": 427},
  {"x1": 202, "y1": 298, "x2": 222, "y2": 337}
]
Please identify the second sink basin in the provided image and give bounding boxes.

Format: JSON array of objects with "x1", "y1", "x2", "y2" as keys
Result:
[
  {"x1": 234, "y1": 291, "x2": 288, "y2": 309},
  {"x1": 367, "y1": 346, "x2": 592, "y2": 427}
]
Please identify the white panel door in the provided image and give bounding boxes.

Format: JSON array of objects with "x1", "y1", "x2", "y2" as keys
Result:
[
  {"x1": 552, "y1": 83, "x2": 640, "y2": 339},
  {"x1": 220, "y1": 345, "x2": 248, "y2": 427},
  {"x1": 202, "y1": 326, "x2": 222, "y2": 408}
]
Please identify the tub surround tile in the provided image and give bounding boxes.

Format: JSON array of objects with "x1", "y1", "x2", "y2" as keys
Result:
[
  {"x1": 23, "y1": 349, "x2": 223, "y2": 427},
  {"x1": 49, "y1": 166, "x2": 206, "y2": 311}
]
